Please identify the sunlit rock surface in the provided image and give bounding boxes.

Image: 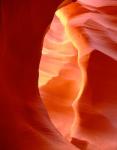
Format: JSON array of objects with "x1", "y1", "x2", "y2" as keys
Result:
[
  {"x1": 39, "y1": 1, "x2": 117, "y2": 149},
  {"x1": 1, "y1": 0, "x2": 117, "y2": 149}
]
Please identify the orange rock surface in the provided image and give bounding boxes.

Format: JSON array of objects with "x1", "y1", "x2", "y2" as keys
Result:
[
  {"x1": 40, "y1": 0, "x2": 117, "y2": 149},
  {"x1": 0, "y1": 0, "x2": 117, "y2": 150}
]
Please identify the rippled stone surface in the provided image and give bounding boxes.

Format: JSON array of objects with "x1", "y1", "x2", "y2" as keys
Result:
[{"x1": 40, "y1": 1, "x2": 117, "y2": 149}]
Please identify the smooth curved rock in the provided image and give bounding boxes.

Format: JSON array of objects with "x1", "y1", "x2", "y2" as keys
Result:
[
  {"x1": 0, "y1": 0, "x2": 79, "y2": 150},
  {"x1": 40, "y1": 1, "x2": 117, "y2": 149}
]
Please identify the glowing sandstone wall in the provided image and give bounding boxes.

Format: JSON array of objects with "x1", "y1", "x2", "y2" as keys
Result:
[
  {"x1": 39, "y1": 0, "x2": 117, "y2": 149},
  {"x1": 1, "y1": 0, "x2": 117, "y2": 150}
]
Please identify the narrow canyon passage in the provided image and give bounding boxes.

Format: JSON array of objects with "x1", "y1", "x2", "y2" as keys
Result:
[{"x1": 0, "y1": 0, "x2": 117, "y2": 150}]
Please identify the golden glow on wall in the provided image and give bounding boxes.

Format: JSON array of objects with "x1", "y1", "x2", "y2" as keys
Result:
[
  {"x1": 39, "y1": 1, "x2": 117, "y2": 149},
  {"x1": 1, "y1": 0, "x2": 116, "y2": 149}
]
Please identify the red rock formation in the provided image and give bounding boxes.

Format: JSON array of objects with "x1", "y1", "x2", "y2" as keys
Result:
[
  {"x1": 0, "y1": 0, "x2": 79, "y2": 150},
  {"x1": 1, "y1": 0, "x2": 117, "y2": 150}
]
